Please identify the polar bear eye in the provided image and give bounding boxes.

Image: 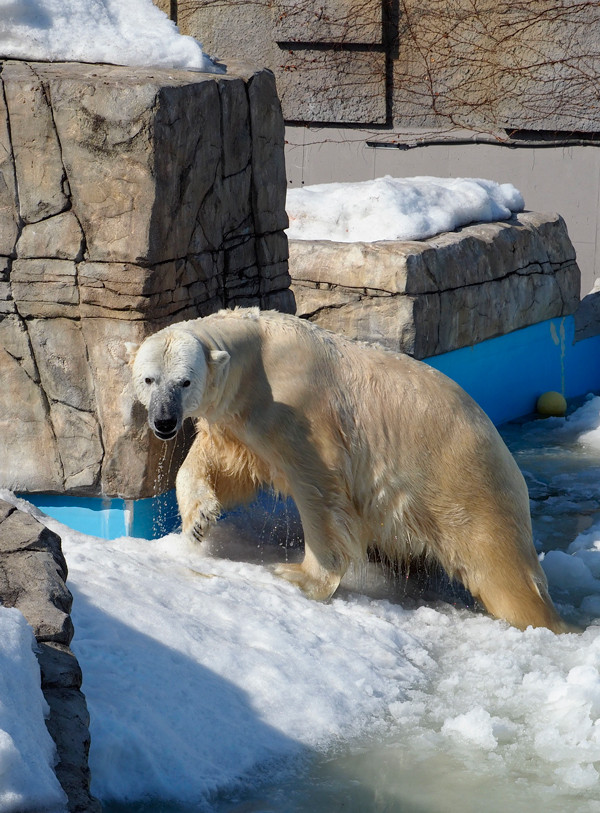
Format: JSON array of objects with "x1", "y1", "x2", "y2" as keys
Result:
[
  {"x1": 145, "y1": 377, "x2": 154, "y2": 385},
  {"x1": 181, "y1": 379, "x2": 191, "y2": 388}
]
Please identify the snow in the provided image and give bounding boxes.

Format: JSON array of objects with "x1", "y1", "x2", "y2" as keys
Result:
[
  {"x1": 0, "y1": 0, "x2": 218, "y2": 72},
  {"x1": 4, "y1": 396, "x2": 600, "y2": 810},
  {"x1": 286, "y1": 176, "x2": 525, "y2": 242},
  {"x1": 0, "y1": 607, "x2": 66, "y2": 813}
]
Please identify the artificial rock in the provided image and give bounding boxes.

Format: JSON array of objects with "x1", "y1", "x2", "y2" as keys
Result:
[
  {"x1": 289, "y1": 211, "x2": 581, "y2": 357},
  {"x1": 0, "y1": 58, "x2": 293, "y2": 499},
  {"x1": 0, "y1": 500, "x2": 100, "y2": 812}
]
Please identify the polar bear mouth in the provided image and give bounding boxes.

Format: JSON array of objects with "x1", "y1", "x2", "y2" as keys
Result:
[
  {"x1": 154, "y1": 429, "x2": 177, "y2": 441},
  {"x1": 151, "y1": 418, "x2": 179, "y2": 441}
]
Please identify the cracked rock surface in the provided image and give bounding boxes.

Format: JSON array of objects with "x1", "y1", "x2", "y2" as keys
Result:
[
  {"x1": 0, "y1": 499, "x2": 100, "y2": 812},
  {"x1": 0, "y1": 59, "x2": 293, "y2": 498},
  {"x1": 289, "y1": 211, "x2": 581, "y2": 357}
]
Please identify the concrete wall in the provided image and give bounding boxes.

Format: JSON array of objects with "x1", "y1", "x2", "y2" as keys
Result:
[
  {"x1": 284, "y1": 126, "x2": 600, "y2": 295},
  {"x1": 169, "y1": 0, "x2": 600, "y2": 133}
]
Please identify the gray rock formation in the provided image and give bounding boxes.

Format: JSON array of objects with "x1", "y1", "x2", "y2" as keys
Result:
[
  {"x1": 289, "y1": 211, "x2": 581, "y2": 357},
  {"x1": 0, "y1": 500, "x2": 99, "y2": 812},
  {"x1": 0, "y1": 59, "x2": 293, "y2": 500},
  {"x1": 574, "y1": 278, "x2": 600, "y2": 342}
]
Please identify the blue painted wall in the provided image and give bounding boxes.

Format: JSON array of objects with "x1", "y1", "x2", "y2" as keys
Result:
[
  {"x1": 426, "y1": 316, "x2": 600, "y2": 426},
  {"x1": 19, "y1": 316, "x2": 600, "y2": 540}
]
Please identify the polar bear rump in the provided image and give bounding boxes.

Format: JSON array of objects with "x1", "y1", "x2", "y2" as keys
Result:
[{"x1": 131, "y1": 308, "x2": 569, "y2": 633}]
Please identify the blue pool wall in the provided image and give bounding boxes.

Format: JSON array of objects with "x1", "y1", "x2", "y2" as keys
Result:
[
  {"x1": 22, "y1": 490, "x2": 180, "y2": 541},
  {"x1": 20, "y1": 314, "x2": 600, "y2": 540},
  {"x1": 427, "y1": 315, "x2": 600, "y2": 426}
]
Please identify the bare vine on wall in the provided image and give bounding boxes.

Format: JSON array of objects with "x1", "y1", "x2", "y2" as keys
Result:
[
  {"x1": 169, "y1": 0, "x2": 600, "y2": 137},
  {"x1": 394, "y1": 0, "x2": 600, "y2": 135}
]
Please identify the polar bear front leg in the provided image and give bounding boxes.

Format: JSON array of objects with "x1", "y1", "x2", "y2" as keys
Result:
[
  {"x1": 175, "y1": 455, "x2": 222, "y2": 543},
  {"x1": 175, "y1": 422, "x2": 263, "y2": 543}
]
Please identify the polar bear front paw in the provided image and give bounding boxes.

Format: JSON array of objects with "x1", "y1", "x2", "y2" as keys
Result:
[
  {"x1": 183, "y1": 509, "x2": 215, "y2": 544},
  {"x1": 274, "y1": 562, "x2": 339, "y2": 601}
]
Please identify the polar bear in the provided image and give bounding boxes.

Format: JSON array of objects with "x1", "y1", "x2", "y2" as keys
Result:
[{"x1": 131, "y1": 307, "x2": 569, "y2": 633}]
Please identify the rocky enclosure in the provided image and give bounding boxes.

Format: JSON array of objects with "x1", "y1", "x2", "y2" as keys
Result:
[
  {"x1": 289, "y1": 212, "x2": 581, "y2": 356},
  {"x1": 0, "y1": 58, "x2": 583, "y2": 501},
  {"x1": 0, "y1": 59, "x2": 292, "y2": 499}
]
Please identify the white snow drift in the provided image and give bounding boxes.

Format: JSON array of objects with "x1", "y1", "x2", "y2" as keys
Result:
[
  {"x1": 0, "y1": 0, "x2": 216, "y2": 71},
  {"x1": 286, "y1": 176, "x2": 525, "y2": 242}
]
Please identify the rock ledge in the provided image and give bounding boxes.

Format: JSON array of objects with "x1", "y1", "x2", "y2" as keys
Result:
[
  {"x1": 289, "y1": 211, "x2": 581, "y2": 357},
  {"x1": 0, "y1": 500, "x2": 99, "y2": 811}
]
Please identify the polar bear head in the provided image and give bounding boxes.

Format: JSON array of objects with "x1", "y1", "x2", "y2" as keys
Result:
[{"x1": 131, "y1": 327, "x2": 229, "y2": 441}]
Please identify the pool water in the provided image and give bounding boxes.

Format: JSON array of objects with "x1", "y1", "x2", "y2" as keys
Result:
[{"x1": 102, "y1": 400, "x2": 600, "y2": 813}]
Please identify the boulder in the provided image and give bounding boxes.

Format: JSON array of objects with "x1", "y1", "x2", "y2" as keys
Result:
[
  {"x1": 289, "y1": 211, "x2": 581, "y2": 357},
  {"x1": 0, "y1": 59, "x2": 293, "y2": 499},
  {"x1": 0, "y1": 500, "x2": 100, "y2": 812}
]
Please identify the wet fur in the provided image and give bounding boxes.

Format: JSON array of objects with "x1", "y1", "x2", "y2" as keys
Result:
[{"x1": 132, "y1": 308, "x2": 570, "y2": 633}]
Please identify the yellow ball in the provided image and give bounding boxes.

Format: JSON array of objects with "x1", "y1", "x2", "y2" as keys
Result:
[{"x1": 536, "y1": 391, "x2": 567, "y2": 417}]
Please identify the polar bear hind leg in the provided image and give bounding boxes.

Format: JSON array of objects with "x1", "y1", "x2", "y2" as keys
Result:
[
  {"x1": 440, "y1": 524, "x2": 570, "y2": 633},
  {"x1": 464, "y1": 554, "x2": 569, "y2": 633},
  {"x1": 273, "y1": 511, "x2": 350, "y2": 600}
]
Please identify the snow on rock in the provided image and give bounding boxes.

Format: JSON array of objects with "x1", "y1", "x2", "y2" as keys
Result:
[
  {"x1": 0, "y1": 0, "x2": 217, "y2": 71},
  {"x1": 0, "y1": 607, "x2": 66, "y2": 813},
  {"x1": 286, "y1": 176, "x2": 525, "y2": 242}
]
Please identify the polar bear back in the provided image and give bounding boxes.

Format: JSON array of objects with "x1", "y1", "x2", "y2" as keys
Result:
[{"x1": 186, "y1": 308, "x2": 529, "y2": 546}]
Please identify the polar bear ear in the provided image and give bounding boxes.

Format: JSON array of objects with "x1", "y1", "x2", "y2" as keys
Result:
[
  {"x1": 208, "y1": 349, "x2": 230, "y2": 391},
  {"x1": 209, "y1": 349, "x2": 230, "y2": 371},
  {"x1": 124, "y1": 342, "x2": 140, "y2": 364},
  {"x1": 107, "y1": 340, "x2": 140, "y2": 366}
]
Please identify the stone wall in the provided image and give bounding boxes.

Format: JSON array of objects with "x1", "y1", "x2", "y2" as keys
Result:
[
  {"x1": 0, "y1": 500, "x2": 99, "y2": 812},
  {"x1": 168, "y1": 0, "x2": 600, "y2": 134},
  {"x1": 0, "y1": 59, "x2": 293, "y2": 500},
  {"x1": 289, "y1": 212, "x2": 581, "y2": 357}
]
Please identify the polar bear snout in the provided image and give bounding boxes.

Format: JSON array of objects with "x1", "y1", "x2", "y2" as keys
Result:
[{"x1": 148, "y1": 388, "x2": 183, "y2": 441}]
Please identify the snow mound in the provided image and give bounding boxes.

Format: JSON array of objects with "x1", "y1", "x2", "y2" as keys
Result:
[
  {"x1": 0, "y1": 0, "x2": 218, "y2": 72},
  {"x1": 0, "y1": 607, "x2": 66, "y2": 812},
  {"x1": 286, "y1": 175, "x2": 524, "y2": 242}
]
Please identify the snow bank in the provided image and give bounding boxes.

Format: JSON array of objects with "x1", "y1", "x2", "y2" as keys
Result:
[
  {"x1": 50, "y1": 530, "x2": 420, "y2": 803},
  {"x1": 29, "y1": 523, "x2": 600, "y2": 810},
  {"x1": 0, "y1": 0, "x2": 217, "y2": 71},
  {"x1": 286, "y1": 176, "x2": 525, "y2": 242},
  {"x1": 0, "y1": 607, "x2": 66, "y2": 813}
]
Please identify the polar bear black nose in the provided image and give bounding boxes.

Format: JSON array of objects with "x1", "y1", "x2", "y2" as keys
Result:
[{"x1": 154, "y1": 417, "x2": 177, "y2": 437}]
